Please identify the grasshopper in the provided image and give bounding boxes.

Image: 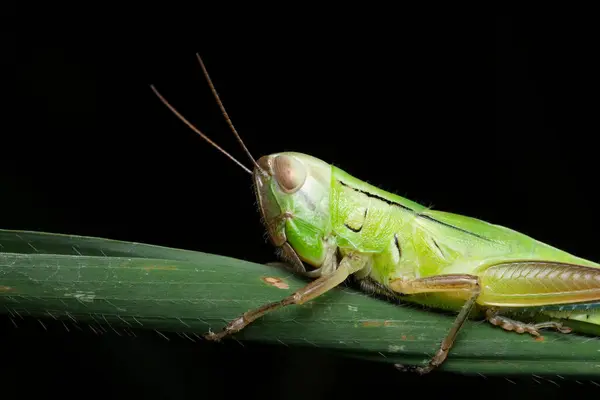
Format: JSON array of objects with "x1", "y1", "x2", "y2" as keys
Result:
[{"x1": 150, "y1": 54, "x2": 600, "y2": 374}]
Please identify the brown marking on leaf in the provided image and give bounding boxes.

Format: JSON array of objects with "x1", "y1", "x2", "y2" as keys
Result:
[
  {"x1": 360, "y1": 320, "x2": 399, "y2": 328},
  {"x1": 261, "y1": 276, "x2": 289, "y2": 289},
  {"x1": 0, "y1": 286, "x2": 14, "y2": 292},
  {"x1": 535, "y1": 336, "x2": 545, "y2": 342},
  {"x1": 401, "y1": 335, "x2": 407, "y2": 340},
  {"x1": 143, "y1": 265, "x2": 178, "y2": 271}
]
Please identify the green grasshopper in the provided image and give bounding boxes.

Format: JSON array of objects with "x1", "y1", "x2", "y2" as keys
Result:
[{"x1": 150, "y1": 54, "x2": 600, "y2": 374}]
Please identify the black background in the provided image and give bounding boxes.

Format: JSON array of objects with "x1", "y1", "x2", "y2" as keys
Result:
[{"x1": 5, "y1": 10, "x2": 600, "y2": 398}]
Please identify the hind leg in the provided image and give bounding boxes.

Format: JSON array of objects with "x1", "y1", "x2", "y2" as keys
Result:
[{"x1": 485, "y1": 309, "x2": 572, "y2": 336}]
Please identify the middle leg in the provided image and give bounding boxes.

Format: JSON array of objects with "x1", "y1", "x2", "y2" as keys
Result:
[{"x1": 389, "y1": 274, "x2": 481, "y2": 375}]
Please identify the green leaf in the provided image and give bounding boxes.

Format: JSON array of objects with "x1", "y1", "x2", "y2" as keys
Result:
[{"x1": 1, "y1": 229, "x2": 599, "y2": 376}]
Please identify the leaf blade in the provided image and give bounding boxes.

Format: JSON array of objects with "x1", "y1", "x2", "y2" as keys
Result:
[{"x1": 1, "y1": 229, "x2": 599, "y2": 376}]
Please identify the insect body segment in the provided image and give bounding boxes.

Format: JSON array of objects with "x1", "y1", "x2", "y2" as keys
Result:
[
  {"x1": 151, "y1": 54, "x2": 600, "y2": 375},
  {"x1": 255, "y1": 153, "x2": 334, "y2": 270}
]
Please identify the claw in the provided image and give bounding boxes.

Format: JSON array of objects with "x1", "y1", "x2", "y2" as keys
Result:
[
  {"x1": 203, "y1": 329, "x2": 225, "y2": 342},
  {"x1": 394, "y1": 363, "x2": 409, "y2": 372},
  {"x1": 394, "y1": 363, "x2": 429, "y2": 375}
]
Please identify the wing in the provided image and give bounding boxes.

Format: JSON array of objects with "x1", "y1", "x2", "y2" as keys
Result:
[
  {"x1": 413, "y1": 209, "x2": 600, "y2": 308},
  {"x1": 415, "y1": 208, "x2": 600, "y2": 268}
]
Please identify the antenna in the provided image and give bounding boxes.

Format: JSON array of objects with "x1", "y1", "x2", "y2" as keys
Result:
[
  {"x1": 150, "y1": 84, "x2": 252, "y2": 175},
  {"x1": 195, "y1": 54, "x2": 264, "y2": 174}
]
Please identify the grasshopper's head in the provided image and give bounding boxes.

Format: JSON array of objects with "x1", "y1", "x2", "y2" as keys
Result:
[
  {"x1": 149, "y1": 59, "x2": 334, "y2": 273},
  {"x1": 253, "y1": 152, "x2": 333, "y2": 272}
]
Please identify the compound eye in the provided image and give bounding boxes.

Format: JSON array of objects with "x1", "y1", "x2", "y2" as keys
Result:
[{"x1": 273, "y1": 155, "x2": 307, "y2": 193}]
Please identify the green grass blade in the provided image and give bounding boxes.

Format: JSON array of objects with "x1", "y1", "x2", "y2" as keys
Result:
[
  {"x1": 0, "y1": 229, "x2": 213, "y2": 261},
  {"x1": 1, "y1": 229, "x2": 599, "y2": 376}
]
